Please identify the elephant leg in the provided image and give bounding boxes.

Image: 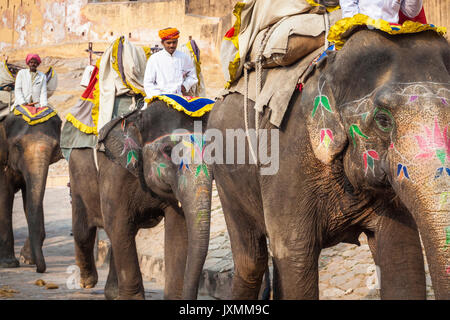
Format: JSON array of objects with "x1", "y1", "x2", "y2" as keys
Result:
[
  {"x1": 0, "y1": 175, "x2": 18, "y2": 268},
  {"x1": 104, "y1": 215, "x2": 144, "y2": 300},
  {"x1": 163, "y1": 206, "x2": 188, "y2": 299},
  {"x1": 263, "y1": 190, "x2": 320, "y2": 299},
  {"x1": 72, "y1": 195, "x2": 98, "y2": 289},
  {"x1": 375, "y1": 208, "x2": 426, "y2": 299},
  {"x1": 105, "y1": 249, "x2": 119, "y2": 300},
  {"x1": 217, "y1": 184, "x2": 268, "y2": 299},
  {"x1": 20, "y1": 187, "x2": 35, "y2": 265}
]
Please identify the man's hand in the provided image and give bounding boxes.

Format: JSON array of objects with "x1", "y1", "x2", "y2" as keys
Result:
[{"x1": 181, "y1": 85, "x2": 187, "y2": 96}]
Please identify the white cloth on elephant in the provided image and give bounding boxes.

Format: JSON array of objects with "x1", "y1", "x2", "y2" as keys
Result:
[
  {"x1": 180, "y1": 42, "x2": 206, "y2": 97},
  {"x1": 98, "y1": 37, "x2": 148, "y2": 131},
  {"x1": 339, "y1": 0, "x2": 423, "y2": 23},
  {"x1": 143, "y1": 49, "x2": 198, "y2": 98},
  {"x1": 0, "y1": 61, "x2": 15, "y2": 88},
  {"x1": 13, "y1": 68, "x2": 48, "y2": 109},
  {"x1": 221, "y1": 0, "x2": 314, "y2": 87}
]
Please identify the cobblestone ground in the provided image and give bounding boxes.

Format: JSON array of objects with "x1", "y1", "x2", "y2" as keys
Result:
[
  {"x1": 1, "y1": 160, "x2": 435, "y2": 301},
  {"x1": 137, "y1": 180, "x2": 436, "y2": 300}
]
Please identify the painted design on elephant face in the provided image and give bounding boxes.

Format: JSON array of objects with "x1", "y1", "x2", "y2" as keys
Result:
[
  {"x1": 121, "y1": 133, "x2": 139, "y2": 156},
  {"x1": 363, "y1": 150, "x2": 379, "y2": 175},
  {"x1": 195, "y1": 209, "x2": 209, "y2": 225},
  {"x1": 179, "y1": 159, "x2": 191, "y2": 173},
  {"x1": 320, "y1": 129, "x2": 334, "y2": 149},
  {"x1": 126, "y1": 150, "x2": 138, "y2": 167},
  {"x1": 195, "y1": 186, "x2": 210, "y2": 200},
  {"x1": 409, "y1": 95, "x2": 418, "y2": 103},
  {"x1": 396, "y1": 163, "x2": 410, "y2": 181},
  {"x1": 414, "y1": 117, "x2": 449, "y2": 180},
  {"x1": 156, "y1": 163, "x2": 167, "y2": 177},
  {"x1": 395, "y1": 83, "x2": 450, "y2": 111},
  {"x1": 121, "y1": 132, "x2": 140, "y2": 168},
  {"x1": 312, "y1": 95, "x2": 333, "y2": 118},
  {"x1": 195, "y1": 164, "x2": 209, "y2": 179},
  {"x1": 439, "y1": 192, "x2": 449, "y2": 210},
  {"x1": 442, "y1": 226, "x2": 450, "y2": 251},
  {"x1": 415, "y1": 118, "x2": 449, "y2": 164},
  {"x1": 349, "y1": 124, "x2": 369, "y2": 147}
]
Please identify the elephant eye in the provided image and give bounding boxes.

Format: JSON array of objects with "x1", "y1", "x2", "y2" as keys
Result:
[
  {"x1": 162, "y1": 145, "x2": 172, "y2": 156},
  {"x1": 374, "y1": 108, "x2": 394, "y2": 132}
]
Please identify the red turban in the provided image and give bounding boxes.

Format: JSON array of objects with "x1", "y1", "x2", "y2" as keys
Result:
[
  {"x1": 26, "y1": 54, "x2": 41, "y2": 65},
  {"x1": 159, "y1": 28, "x2": 180, "y2": 41}
]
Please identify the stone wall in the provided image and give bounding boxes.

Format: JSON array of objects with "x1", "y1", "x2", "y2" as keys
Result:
[
  {"x1": 185, "y1": 0, "x2": 237, "y2": 17},
  {"x1": 0, "y1": 0, "x2": 232, "y2": 58}
]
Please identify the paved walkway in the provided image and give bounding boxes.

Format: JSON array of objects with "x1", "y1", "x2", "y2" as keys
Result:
[{"x1": 0, "y1": 162, "x2": 435, "y2": 300}]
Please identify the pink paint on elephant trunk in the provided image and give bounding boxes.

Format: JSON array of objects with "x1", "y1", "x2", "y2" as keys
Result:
[{"x1": 388, "y1": 118, "x2": 449, "y2": 298}]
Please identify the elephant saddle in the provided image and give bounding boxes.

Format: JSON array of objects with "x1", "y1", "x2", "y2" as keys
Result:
[
  {"x1": 145, "y1": 94, "x2": 215, "y2": 118},
  {"x1": 13, "y1": 104, "x2": 57, "y2": 126}
]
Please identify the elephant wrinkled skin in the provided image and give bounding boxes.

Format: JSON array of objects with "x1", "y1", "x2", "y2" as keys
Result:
[{"x1": 208, "y1": 30, "x2": 449, "y2": 299}]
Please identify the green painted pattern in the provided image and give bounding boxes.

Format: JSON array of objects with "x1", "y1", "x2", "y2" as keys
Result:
[
  {"x1": 312, "y1": 95, "x2": 333, "y2": 118},
  {"x1": 349, "y1": 124, "x2": 369, "y2": 147}
]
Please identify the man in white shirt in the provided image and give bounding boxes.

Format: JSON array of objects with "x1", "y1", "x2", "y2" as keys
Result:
[
  {"x1": 144, "y1": 28, "x2": 198, "y2": 98},
  {"x1": 13, "y1": 54, "x2": 48, "y2": 110},
  {"x1": 339, "y1": 0, "x2": 423, "y2": 24}
]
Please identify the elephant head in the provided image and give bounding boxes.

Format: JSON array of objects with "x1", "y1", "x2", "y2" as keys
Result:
[
  {"x1": 1, "y1": 113, "x2": 62, "y2": 273},
  {"x1": 303, "y1": 30, "x2": 449, "y2": 298},
  {"x1": 99, "y1": 101, "x2": 212, "y2": 299}
]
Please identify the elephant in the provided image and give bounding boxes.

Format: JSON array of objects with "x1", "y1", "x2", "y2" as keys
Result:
[
  {"x1": 207, "y1": 29, "x2": 450, "y2": 299},
  {"x1": 69, "y1": 100, "x2": 212, "y2": 299},
  {"x1": 0, "y1": 112, "x2": 62, "y2": 273}
]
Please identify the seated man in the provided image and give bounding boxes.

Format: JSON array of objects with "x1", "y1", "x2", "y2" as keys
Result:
[
  {"x1": 144, "y1": 27, "x2": 198, "y2": 98},
  {"x1": 339, "y1": 0, "x2": 423, "y2": 24},
  {"x1": 13, "y1": 53, "x2": 48, "y2": 110}
]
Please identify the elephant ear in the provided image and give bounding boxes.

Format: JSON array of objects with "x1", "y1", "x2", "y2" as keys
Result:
[
  {"x1": 98, "y1": 111, "x2": 142, "y2": 177},
  {"x1": 304, "y1": 72, "x2": 347, "y2": 164}
]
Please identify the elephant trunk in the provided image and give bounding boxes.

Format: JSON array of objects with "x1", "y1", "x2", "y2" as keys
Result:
[
  {"x1": 389, "y1": 112, "x2": 449, "y2": 299},
  {"x1": 406, "y1": 200, "x2": 449, "y2": 299},
  {"x1": 21, "y1": 141, "x2": 54, "y2": 273},
  {"x1": 180, "y1": 178, "x2": 212, "y2": 299},
  {"x1": 391, "y1": 167, "x2": 449, "y2": 298}
]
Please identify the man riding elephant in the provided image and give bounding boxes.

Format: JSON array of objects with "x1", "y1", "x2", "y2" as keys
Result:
[
  {"x1": 13, "y1": 54, "x2": 48, "y2": 111},
  {"x1": 143, "y1": 27, "x2": 198, "y2": 98}
]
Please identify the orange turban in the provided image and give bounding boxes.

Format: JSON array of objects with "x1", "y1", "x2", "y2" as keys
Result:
[{"x1": 159, "y1": 28, "x2": 180, "y2": 41}]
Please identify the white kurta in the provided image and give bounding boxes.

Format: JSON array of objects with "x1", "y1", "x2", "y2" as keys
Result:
[
  {"x1": 339, "y1": 0, "x2": 423, "y2": 23},
  {"x1": 13, "y1": 69, "x2": 48, "y2": 109},
  {"x1": 143, "y1": 49, "x2": 198, "y2": 98}
]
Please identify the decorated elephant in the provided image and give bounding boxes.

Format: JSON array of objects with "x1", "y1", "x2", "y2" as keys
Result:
[
  {"x1": 0, "y1": 110, "x2": 62, "y2": 273},
  {"x1": 208, "y1": 29, "x2": 449, "y2": 299},
  {"x1": 69, "y1": 100, "x2": 212, "y2": 299}
]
